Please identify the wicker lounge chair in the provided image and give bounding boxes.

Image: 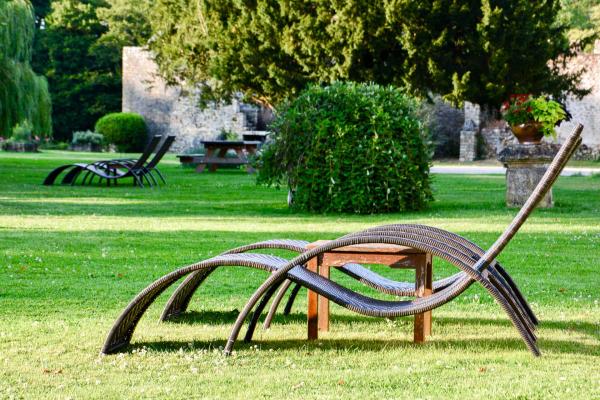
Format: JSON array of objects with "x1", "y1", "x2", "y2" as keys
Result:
[
  {"x1": 101, "y1": 124, "x2": 583, "y2": 356},
  {"x1": 221, "y1": 123, "x2": 583, "y2": 356},
  {"x1": 43, "y1": 135, "x2": 175, "y2": 187},
  {"x1": 162, "y1": 227, "x2": 532, "y2": 332}
]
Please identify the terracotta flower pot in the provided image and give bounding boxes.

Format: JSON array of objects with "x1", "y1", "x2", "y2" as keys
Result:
[{"x1": 510, "y1": 122, "x2": 544, "y2": 144}]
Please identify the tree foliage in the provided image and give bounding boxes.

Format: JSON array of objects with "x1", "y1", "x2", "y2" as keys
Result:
[
  {"x1": 148, "y1": 0, "x2": 587, "y2": 110},
  {"x1": 33, "y1": 0, "x2": 120, "y2": 140},
  {"x1": 0, "y1": 0, "x2": 52, "y2": 137},
  {"x1": 148, "y1": 0, "x2": 405, "y2": 107},
  {"x1": 391, "y1": 0, "x2": 590, "y2": 107},
  {"x1": 31, "y1": 0, "x2": 151, "y2": 141},
  {"x1": 559, "y1": 0, "x2": 600, "y2": 47},
  {"x1": 96, "y1": 0, "x2": 152, "y2": 47}
]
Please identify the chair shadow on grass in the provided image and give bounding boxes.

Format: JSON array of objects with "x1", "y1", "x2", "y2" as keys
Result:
[
  {"x1": 165, "y1": 310, "x2": 600, "y2": 339},
  {"x1": 136, "y1": 311, "x2": 599, "y2": 356},
  {"x1": 129, "y1": 336, "x2": 599, "y2": 357}
]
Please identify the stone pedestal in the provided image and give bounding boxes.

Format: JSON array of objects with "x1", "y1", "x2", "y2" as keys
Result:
[{"x1": 498, "y1": 144, "x2": 558, "y2": 208}]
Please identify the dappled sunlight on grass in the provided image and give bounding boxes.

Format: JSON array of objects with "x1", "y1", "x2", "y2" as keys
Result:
[
  {"x1": 0, "y1": 196, "x2": 151, "y2": 206},
  {"x1": 1, "y1": 214, "x2": 599, "y2": 235}
]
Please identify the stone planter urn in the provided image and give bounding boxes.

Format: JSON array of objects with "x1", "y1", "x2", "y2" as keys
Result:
[{"x1": 498, "y1": 143, "x2": 558, "y2": 208}]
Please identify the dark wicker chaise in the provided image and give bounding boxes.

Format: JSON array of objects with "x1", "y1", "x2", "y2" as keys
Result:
[
  {"x1": 101, "y1": 124, "x2": 583, "y2": 357},
  {"x1": 43, "y1": 135, "x2": 175, "y2": 187}
]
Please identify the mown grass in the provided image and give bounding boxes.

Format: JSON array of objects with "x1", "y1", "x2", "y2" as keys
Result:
[{"x1": 0, "y1": 150, "x2": 599, "y2": 399}]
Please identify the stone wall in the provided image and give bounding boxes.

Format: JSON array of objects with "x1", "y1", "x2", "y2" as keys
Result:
[
  {"x1": 122, "y1": 47, "x2": 263, "y2": 153},
  {"x1": 555, "y1": 42, "x2": 600, "y2": 159}
]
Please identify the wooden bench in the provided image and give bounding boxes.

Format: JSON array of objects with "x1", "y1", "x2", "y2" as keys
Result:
[{"x1": 176, "y1": 154, "x2": 203, "y2": 167}]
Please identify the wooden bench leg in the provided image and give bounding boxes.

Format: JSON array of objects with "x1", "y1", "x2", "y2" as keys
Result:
[
  {"x1": 318, "y1": 264, "x2": 330, "y2": 332},
  {"x1": 196, "y1": 148, "x2": 215, "y2": 173},
  {"x1": 414, "y1": 255, "x2": 431, "y2": 343},
  {"x1": 307, "y1": 256, "x2": 319, "y2": 340},
  {"x1": 424, "y1": 253, "x2": 433, "y2": 337}
]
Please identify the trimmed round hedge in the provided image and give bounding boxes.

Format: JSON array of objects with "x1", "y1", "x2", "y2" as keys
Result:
[
  {"x1": 258, "y1": 82, "x2": 433, "y2": 213},
  {"x1": 94, "y1": 112, "x2": 148, "y2": 152}
]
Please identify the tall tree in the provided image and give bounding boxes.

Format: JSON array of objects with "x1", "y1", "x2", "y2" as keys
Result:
[
  {"x1": 32, "y1": 0, "x2": 151, "y2": 141},
  {"x1": 0, "y1": 0, "x2": 52, "y2": 137},
  {"x1": 96, "y1": 0, "x2": 152, "y2": 47},
  {"x1": 148, "y1": 0, "x2": 587, "y2": 109},
  {"x1": 36, "y1": 0, "x2": 121, "y2": 140},
  {"x1": 389, "y1": 0, "x2": 589, "y2": 107},
  {"x1": 149, "y1": 0, "x2": 405, "y2": 107}
]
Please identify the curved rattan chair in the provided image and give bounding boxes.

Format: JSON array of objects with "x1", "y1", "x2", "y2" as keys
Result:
[
  {"x1": 159, "y1": 239, "x2": 309, "y2": 321},
  {"x1": 221, "y1": 123, "x2": 583, "y2": 356},
  {"x1": 101, "y1": 124, "x2": 583, "y2": 357},
  {"x1": 101, "y1": 223, "x2": 542, "y2": 354},
  {"x1": 161, "y1": 230, "x2": 529, "y2": 328},
  {"x1": 164, "y1": 225, "x2": 533, "y2": 333}
]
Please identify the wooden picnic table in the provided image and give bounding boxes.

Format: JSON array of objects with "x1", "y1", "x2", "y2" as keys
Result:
[
  {"x1": 305, "y1": 240, "x2": 433, "y2": 343},
  {"x1": 183, "y1": 140, "x2": 260, "y2": 173}
]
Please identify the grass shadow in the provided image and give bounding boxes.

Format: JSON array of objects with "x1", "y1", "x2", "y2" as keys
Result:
[
  {"x1": 127, "y1": 335, "x2": 599, "y2": 357},
  {"x1": 128, "y1": 312, "x2": 599, "y2": 357},
  {"x1": 167, "y1": 311, "x2": 600, "y2": 342}
]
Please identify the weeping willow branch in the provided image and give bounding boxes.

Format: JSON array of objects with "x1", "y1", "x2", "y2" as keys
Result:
[{"x1": 0, "y1": 0, "x2": 52, "y2": 137}]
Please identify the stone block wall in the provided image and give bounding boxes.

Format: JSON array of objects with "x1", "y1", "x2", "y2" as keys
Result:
[
  {"x1": 555, "y1": 42, "x2": 600, "y2": 159},
  {"x1": 122, "y1": 47, "x2": 259, "y2": 153}
]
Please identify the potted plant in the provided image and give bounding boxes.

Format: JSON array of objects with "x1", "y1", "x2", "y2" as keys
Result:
[
  {"x1": 501, "y1": 94, "x2": 568, "y2": 144},
  {"x1": 1, "y1": 120, "x2": 38, "y2": 152},
  {"x1": 70, "y1": 130, "x2": 104, "y2": 152}
]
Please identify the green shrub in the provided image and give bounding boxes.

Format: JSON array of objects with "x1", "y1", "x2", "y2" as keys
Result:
[
  {"x1": 71, "y1": 130, "x2": 104, "y2": 146},
  {"x1": 10, "y1": 120, "x2": 34, "y2": 142},
  {"x1": 257, "y1": 82, "x2": 433, "y2": 214},
  {"x1": 94, "y1": 113, "x2": 147, "y2": 152},
  {"x1": 39, "y1": 140, "x2": 69, "y2": 150},
  {"x1": 218, "y1": 129, "x2": 240, "y2": 141}
]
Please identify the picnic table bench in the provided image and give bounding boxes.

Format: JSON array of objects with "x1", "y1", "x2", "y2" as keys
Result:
[{"x1": 176, "y1": 140, "x2": 260, "y2": 173}]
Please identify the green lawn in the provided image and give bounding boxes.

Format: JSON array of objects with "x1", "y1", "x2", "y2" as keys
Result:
[{"x1": 1, "y1": 150, "x2": 599, "y2": 399}]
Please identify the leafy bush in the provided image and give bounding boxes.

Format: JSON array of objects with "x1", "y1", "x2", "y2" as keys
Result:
[
  {"x1": 257, "y1": 82, "x2": 432, "y2": 214},
  {"x1": 218, "y1": 129, "x2": 240, "y2": 141},
  {"x1": 94, "y1": 113, "x2": 147, "y2": 152},
  {"x1": 39, "y1": 140, "x2": 69, "y2": 150},
  {"x1": 71, "y1": 130, "x2": 104, "y2": 146},
  {"x1": 10, "y1": 120, "x2": 34, "y2": 142}
]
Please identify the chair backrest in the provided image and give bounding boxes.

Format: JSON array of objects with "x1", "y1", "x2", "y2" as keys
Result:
[
  {"x1": 130, "y1": 135, "x2": 162, "y2": 169},
  {"x1": 475, "y1": 123, "x2": 584, "y2": 271},
  {"x1": 145, "y1": 135, "x2": 176, "y2": 169}
]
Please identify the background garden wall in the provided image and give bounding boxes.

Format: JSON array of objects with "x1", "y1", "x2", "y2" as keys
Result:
[
  {"x1": 122, "y1": 47, "x2": 267, "y2": 152},
  {"x1": 123, "y1": 47, "x2": 465, "y2": 156},
  {"x1": 554, "y1": 42, "x2": 600, "y2": 159}
]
